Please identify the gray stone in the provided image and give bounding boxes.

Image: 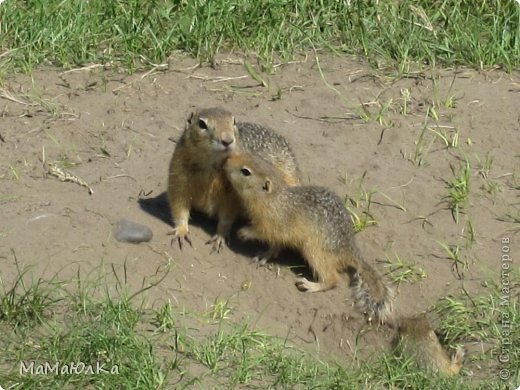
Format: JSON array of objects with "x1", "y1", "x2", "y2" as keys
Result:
[{"x1": 114, "y1": 219, "x2": 153, "y2": 243}]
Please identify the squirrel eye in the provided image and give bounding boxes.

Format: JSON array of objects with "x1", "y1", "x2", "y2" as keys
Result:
[
  {"x1": 240, "y1": 168, "x2": 252, "y2": 177},
  {"x1": 198, "y1": 119, "x2": 208, "y2": 130}
]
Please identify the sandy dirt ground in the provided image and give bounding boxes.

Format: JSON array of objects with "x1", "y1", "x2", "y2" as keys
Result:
[{"x1": 0, "y1": 54, "x2": 519, "y2": 371}]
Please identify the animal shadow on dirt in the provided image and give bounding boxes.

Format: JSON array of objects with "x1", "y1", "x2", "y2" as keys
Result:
[{"x1": 138, "y1": 191, "x2": 312, "y2": 280}]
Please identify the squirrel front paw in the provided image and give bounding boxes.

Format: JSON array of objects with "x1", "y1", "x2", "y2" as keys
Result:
[
  {"x1": 168, "y1": 224, "x2": 192, "y2": 249},
  {"x1": 206, "y1": 234, "x2": 227, "y2": 254}
]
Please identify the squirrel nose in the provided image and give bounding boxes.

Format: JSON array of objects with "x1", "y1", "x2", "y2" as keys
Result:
[{"x1": 221, "y1": 137, "x2": 234, "y2": 147}]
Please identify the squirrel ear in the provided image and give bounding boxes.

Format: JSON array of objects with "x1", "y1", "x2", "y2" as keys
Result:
[
  {"x1": 262, "y1": 179, "x2": 272, "y2": 193},
  {"x1": 187, "y1": 111, "x2": 195, "y2": 125}
]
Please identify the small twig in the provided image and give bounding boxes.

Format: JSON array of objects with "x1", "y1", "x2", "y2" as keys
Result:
[
  {"x1": 285, "y1": 109, "x2": 360, "y2": 122},
  {"x1": 102, "y1": 174, "x2": 136, "y2": 182},
  {"x1": 272, "y1": 54, "x2": 309, "y2": 69},
  {"x1": 111, "y1": 63, "x2": 169, "y2": 93},
  {"x1": 387, "y1": 177, "x2": 414, "y2": 190},
  {"x1": 171, "y1": 63, "x2": 200, "y2": 73},
  {"x1": 140, "y1": 62, "x2": 169, "y2": 80},
  {"x1": 494, "y1": 173, "x2": 513, "y2": 179},
  {"x1": 0, "y1": 49, "x2": 15, "y2": 60},
  {"x1": 44, "y1": 162, "x2": 94, "y2": 195},
  {"x1": 377, "y1": 128, "x2": 387, "y2": 145},
  {"x1": 220, "y1": 58, "x2": 244, "y2": 66},
  {"x1": 0, "y1": 89, "x2": 36, "y2": 106},
  {"x1": 212, "y1": 75, "x2": 248, "y2": 83},
  {"x1": 139, "y1": 55, "x2": 169, "y2": 70},
  {"x1": 60, "y1": 64, "x2": 105, "y2": 75},
  {"x1": 187, "y1": 73, "x2": 248, "y2": 83}
]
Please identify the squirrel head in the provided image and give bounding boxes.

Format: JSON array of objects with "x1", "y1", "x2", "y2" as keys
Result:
[
  {"x1": 185, "y1": 107, "x2": 238, "y2": 156},
  {"x1": 224, "y1": 154, "x2": 283, "y2": 201}
]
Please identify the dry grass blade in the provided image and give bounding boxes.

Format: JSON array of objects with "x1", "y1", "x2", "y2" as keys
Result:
[
  {"x1": 0, "y1": 89, "x2": 37, "y2": 106},
  {"x1": 44, "y1": 162, "x2": 94, "y2": 195}
]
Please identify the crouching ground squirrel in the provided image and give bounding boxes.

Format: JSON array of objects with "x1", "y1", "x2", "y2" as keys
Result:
[
  {"x1": 167, "y1": 107, "x2": 300, "y2": 252},
  {"x1": 395, "y1": 315, "x2": 465, "y2": 376},
  {"x1": 223, "y1": 153, "x2": 394, "y2": 324}
]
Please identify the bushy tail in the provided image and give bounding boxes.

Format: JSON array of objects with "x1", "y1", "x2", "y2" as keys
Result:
[{"x1": 348, "y1": 261, "x2": 394, "y2": 324}]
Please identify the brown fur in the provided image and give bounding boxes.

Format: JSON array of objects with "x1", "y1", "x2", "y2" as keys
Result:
[
  {"x1": 224, "y1": 153, "x2": 394, "y2": 324},
  {"x1": 167, "y1": 107, "x2": 300, "y2": 251},
  {"x1": 395, "y1": 315, "x2": 465, "y2": 376}
]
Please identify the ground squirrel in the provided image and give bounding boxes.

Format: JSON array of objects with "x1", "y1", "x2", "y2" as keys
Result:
[
  {"x1": 223, "y1": 153, "x2": 394, "y2": 324},
  {"x1": 167, "y1": 107, "x2": 300, "y2": 252},
  {"x1": 395, "y1": 315, "x2": 465, "y2": 376}
]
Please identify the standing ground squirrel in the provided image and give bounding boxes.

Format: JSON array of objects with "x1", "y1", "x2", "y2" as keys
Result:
[
  {"x1": 395, "y1": 315, "x2": 465, "y2": 376},
  {"x1": 167, "y1": 107, "x2": 300, "y2": 252},
  {"x1": 223, "y1": 153, "x2": 394, "y2": 324}
]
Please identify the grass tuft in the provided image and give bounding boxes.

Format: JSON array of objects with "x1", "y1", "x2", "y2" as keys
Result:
[
  {"x1": 444, "y1": 158, "x2": 471, "y2": 224},
  {"x1": 1, "y1": 0, "x2": 518, "y2": 73},
  {"x1": 0, "y1": 253, "x2": 58, "y2": 327},
  {"x1": 381, "y1": 252, "x2": 427, "y2": 286},
  {"x1": 0, "y1": 264, "x2": 517, "y2": 388},
  {"x1": 434, "y1": 275, "x2": 520, "y2": 387}
]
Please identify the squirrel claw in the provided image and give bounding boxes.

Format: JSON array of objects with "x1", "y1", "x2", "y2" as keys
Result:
[
  {"x1": 253, "y1": 246, "x2": 280, "y2": 266},
  {"x1": 295, "y1": 277, "x2": 324, "y2": 293},
  {"x1": 295, "y1": 277, "x2": 310, "y2": 292},
  {"x1": 168, "y1": 226, "x2": 192, "y2": 250},
  {"x1": 253, "y1": 256, "x2": 269, "y2": 266},
  {"x1": 206, "y1": 234, "x2": 226, "y2": 254}
]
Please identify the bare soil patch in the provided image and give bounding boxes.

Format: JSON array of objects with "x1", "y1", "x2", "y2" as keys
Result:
[{"x1": 1, "y1": 55, "x2": 518, "y2": 369}]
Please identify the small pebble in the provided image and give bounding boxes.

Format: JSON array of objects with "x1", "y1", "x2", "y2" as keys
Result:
[{"x1": 114, "y1": 219, "x2": 153, "y2": 243}]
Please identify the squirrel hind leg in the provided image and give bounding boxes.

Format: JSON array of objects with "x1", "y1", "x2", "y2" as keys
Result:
[
  {"x1": 295, "y1": 258, "x2": 340, "y2": 292},
  {"x1": 295, "y1": 277, "x2": 337, "y2": 292},
  {"x1": 296, "y1": 248, "x2": 340, "y2": 292}
]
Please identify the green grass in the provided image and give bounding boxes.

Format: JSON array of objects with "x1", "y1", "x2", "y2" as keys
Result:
[
  {"x1": 0, "y1": 0, "x2": 519, "y2": 74},
  {"x1": 0, "y1": 1, "x2": 519, "y2": 388},
  {"x1": 344, "y1": 171, "x2": 378, "y2": 232},
  {"x1": 436, "y1": 240, "x2": 468, "y2": 279},
  {"x1": 0, "y1": 252, "x2": 59, "y2": 327},
  {"x1": 434, "y1": 274, "x2": 520, "y2": 385},
  {"x1": 444, "y1": 158, "x2": 472, "y2": 224},
  {"x1": 0, "y1": 263, "x2": 517, "y2": 388},
  {"x1": 381, "y1": 252, "x2": 427, "y2": 286}
]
